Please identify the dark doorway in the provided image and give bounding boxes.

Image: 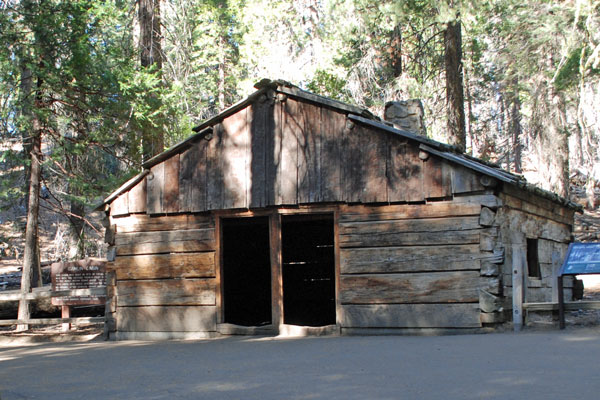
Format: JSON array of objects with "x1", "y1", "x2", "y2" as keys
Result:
[
  {"x1": 281, "y1": 215, "x2": 336, "y2": 326},
  {"x1": 222, "y1": 217, "x2": 271, "y2": 326}
]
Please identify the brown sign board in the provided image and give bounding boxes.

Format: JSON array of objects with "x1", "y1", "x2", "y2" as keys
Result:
[{"x1": 51, "y1": 258, "x2": 107, "y2": 306}]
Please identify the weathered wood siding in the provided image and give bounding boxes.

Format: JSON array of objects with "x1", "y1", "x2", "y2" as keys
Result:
[
  {"x1": 110, "y1": 96, "x2": 489, "y2": 217},
  {"x1": 495, "y1": 185, "x2": 574, "y2": 313},
  {"x1": 338, "y1": 200, "x2": 503, "y2": 330},
  {"x1": 109, "y1": 214, "x2": 217, "y2": 333},
  {"x1": 104, "y1": 92, "x2": 576, "y2": 335}
]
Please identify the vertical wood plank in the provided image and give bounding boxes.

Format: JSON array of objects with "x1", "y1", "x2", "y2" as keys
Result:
[
  {"x1": 111, "y1": 193, "x2": 129, "y2": 216},
  {"x1": 221, "y1": 108, "x2": 249, "y2": 209},
  {"x1": 163, "y1": 154, "x2": 180, "y2": 213},
  {"x1": 451, "y1": 164, "x2": 485, "y2": 194},
  {"x1": 386, "y1": 139, "x2": 408, "y2": 202},
  {"x1": 279, "y1": 99, "x2": 299, "y2": 204},
  {"x1": 340, "y1": 119, "x2": 352, "y2": 202},
  {"x1": 192, "y1": 143, "x2": 208, "y2": 212},
  {"x1": 441, "y1": 160, "x2": 453, "y2": 197},
  {"x1": 179, "y1": 145, "x2": 195, "y2": 212},
  {"x1": 147, "y1": 162, "x2": 164, "y2": 214},
  {"x1": 334, "y1": 209, "x2": 343, "y2": 328},
  {"x1": 298, "y1": 101, "x2": 321, "y2": 203},
  {"x1": 249, "y1": 101, "x2": 267, "y2": 208},
  {"x1": 295, "y1": 99, "x2": 309, "y2": 203},
  {"x1": 215, "y1": 215, "x2": 223, "y2": 324},
  {"x1": 270, "y1": 211, "x2": 283, "y2": 329},
  {"x1": 387, "y1": 138, "x2": 425, "y2": 203},
  {"x1": 346, "y1": 123, "x2": 363, "y2": 203},
  {"x1": 551, "y1": 249, "x2": 562, "y2": 303},
  {"x1": 267, "y1": 99, "x2": 282, "y2": 206},
  {"x1": 423, "y1": 155, "x2": 451, "y2": 199},
  {"x1": 405, "y1": 145, "x2": 424, "y2": 202},
  {"x1": 512, "y1": 244, "x2": 524, "y2": 331},
  {"x1": 361, "y1": 126, "x2": 388, "y2": 203},
  {"x1": 206, "y1": 123, "x2": 224, "y2": 210},
  {"x1": 320, "y1": 107, "x2": 343, "y2": 202},
  {"x1": 128, "y1": 178, "x2": 147, "y2": 214}
]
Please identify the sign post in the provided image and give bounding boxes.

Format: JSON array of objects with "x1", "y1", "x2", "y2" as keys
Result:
[{"x1": 558, "y1": 243, "x2": 600, "y2": 329}]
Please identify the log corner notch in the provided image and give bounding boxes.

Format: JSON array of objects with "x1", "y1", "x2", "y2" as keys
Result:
[
  {"x1": 103, "y1": 268, "x2": 117, "y2": 340},
  {"x1": 477, "y1": 205, "x2": 506, "y2": 325}
]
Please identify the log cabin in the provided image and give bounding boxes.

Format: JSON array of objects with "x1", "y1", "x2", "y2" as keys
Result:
[{"x1": 97, "y1": 79, "x2": 580, "y2": 340}]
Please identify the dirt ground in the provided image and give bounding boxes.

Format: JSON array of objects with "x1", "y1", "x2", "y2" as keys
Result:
[{"x1": 1, "y1": 328, "x2": 600, "y2": 400}]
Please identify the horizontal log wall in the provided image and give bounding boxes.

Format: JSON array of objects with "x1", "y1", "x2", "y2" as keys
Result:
[
  {"x1": 495, "y1": 189, "x2": 573, "y2": 315},
  {"x1": 109, "y1": 213, "x2": 217, "y2": 333},
  {"x1": 110, "y1": 96, "x2": 489, "y2": 217},
  {"x1": 338, "y1": 200, "x2": 501, "y2": 330}
]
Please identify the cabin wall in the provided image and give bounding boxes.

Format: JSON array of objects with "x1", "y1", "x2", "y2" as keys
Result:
[
  {"x1": 105, "y1": 192, "x2": 574, "y2": 336},
  {"x1": 337, "y1": 197, "x2": 503, "y2": 334},
  {"x1": 495, "y1": 184, "x2": 574, "y2": 325},
  {"x1": 106, "y1": 213, "x2": 217, "y2": 339}
]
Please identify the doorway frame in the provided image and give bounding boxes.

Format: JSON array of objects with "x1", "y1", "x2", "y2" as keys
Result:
[{"x1": 215, "y1": 206, "x2": 341, "y2": 335}]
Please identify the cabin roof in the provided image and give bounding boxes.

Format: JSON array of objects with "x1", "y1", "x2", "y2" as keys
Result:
[{"x1": 96, "y1": 79, "x2": 581, "y2": 212}]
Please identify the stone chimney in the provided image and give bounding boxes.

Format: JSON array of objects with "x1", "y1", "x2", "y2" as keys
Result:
[{"x1": 384, "y1": 100, "x2": 426, "y2": 136}]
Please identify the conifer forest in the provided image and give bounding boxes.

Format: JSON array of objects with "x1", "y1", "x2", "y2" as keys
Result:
[{"x1": 0, "y1": 0, "x2": 599, "y2": 283}]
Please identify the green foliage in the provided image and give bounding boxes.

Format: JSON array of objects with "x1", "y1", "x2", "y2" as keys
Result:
[
  {"x1": 306, "y1": 70, "x2": 349, "y2": 101},
  {"x1": 554, "y1": 47, "x2": 584, "y2": 91},
  {"x1": 1, "y1": 0, "x2": 599, "y2": 229}
]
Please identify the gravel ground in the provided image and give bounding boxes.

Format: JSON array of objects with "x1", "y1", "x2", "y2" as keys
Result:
[{"x1": 1, "y1": 328, "x2": 600, "y2": 400}]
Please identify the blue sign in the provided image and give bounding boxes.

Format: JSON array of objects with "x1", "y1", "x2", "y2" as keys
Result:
[{"x1": 559, "y1": 242, "x2": 600, "y2": 275}]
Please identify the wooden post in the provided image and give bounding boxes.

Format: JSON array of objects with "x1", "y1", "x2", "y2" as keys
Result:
[
  {"x1": 61, "y1": 305, "x2": 71, "y2": 332},
  {"x1": 512, "y1": 244, "x2": 524, "y2": 331},
  {"x1": 551, "y1": 250, "x2": 561, "y2": 303},
  {"x1": 558, "y1": 275, "x2": 565, "y2": 330},
  {"x1": 16, "y1": 293, "x2": 29, "y2": 332},
  {"x1": 334, "y1": 210, "x2": 343, "y2": 331},
  {"x1": 270, "y1": 212, "x2": 283, "y2": 331}
]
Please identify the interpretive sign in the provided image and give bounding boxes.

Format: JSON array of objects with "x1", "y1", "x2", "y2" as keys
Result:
[
  {"x1": 558, "y1": 242, "x2": 600, "y2": 329},
  {"x1": 51, "y1": 258, "x2": 106, "y2": 306},
  {"x1": 559, "y1": 242, "x2": 600, "y2": 276}
]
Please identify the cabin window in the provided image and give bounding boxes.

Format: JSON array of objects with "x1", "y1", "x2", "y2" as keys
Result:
[
  {"x1": 527, "y1": 238, "x2": 541, "y2": 279},
  {"x1": 222, "y1": 217, "x2": 272, "y2": 326},
  {"x1": 281, "y1": 215, "x2": 336, "y2": 327}
]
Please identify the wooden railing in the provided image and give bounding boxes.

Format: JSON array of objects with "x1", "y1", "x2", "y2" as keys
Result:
[
  {"x1": 0, "y1": 286, "x2": 106, "y2": 327},
  {"x1": 523, "y1": 301, "x2": 600, "y2": 311}
]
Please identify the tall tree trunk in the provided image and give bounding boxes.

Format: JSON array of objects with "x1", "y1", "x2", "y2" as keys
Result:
[
  {"x1": 464, "y1": 64, "x2": 475, "y2": 156},
  {"x1": 19, "y1": 62, "x2": 33, "y2": 201},
  {"x1": 70, "y1": 93, "x2": 87, "y2": 259},
  {"x1": 532, "y1": 81, "x2": 570, "y2": 199},
  {"x1": 17, "y1": 95, "x2": 43, "y2": 331},
  {"x1": 510, "y1": 79, "x2": 523, "y2": 174},
  {"x1": 498, "y1": 92, "x2": 508, "y2": 170},
  {"x1": 139, "y1": 0, "x2": 164, "y2": 162},
  {"x1": 70, "y1": 149, "x2": 85, "y2": 258},
  {"x1": 139, "y1": 0, "x2": 163, "y2": 69},
  {"x1": 444, "y1": 19, "x2": 466, "y2": 153},
  {"x1": 18, "y1": 59, "x2": 42, "y2": 289},
  {"x1": 550, "y1": 90, "x2": 570, "y2": 198},
  {"x1": 389, "y1": 24, "x2": 402, "y2": 78},
  {"x1": 218, "y1": 35, "x2": 226, "y2": 111}
]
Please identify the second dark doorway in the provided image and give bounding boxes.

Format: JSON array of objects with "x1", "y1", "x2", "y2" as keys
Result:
[{"x1": 281, "y1": 215, "x2": 336, "y2": 326}]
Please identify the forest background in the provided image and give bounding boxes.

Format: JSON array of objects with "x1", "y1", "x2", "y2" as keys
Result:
[{"x1": 0, "y1": 0, "x2": 599, "y2": 290}]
